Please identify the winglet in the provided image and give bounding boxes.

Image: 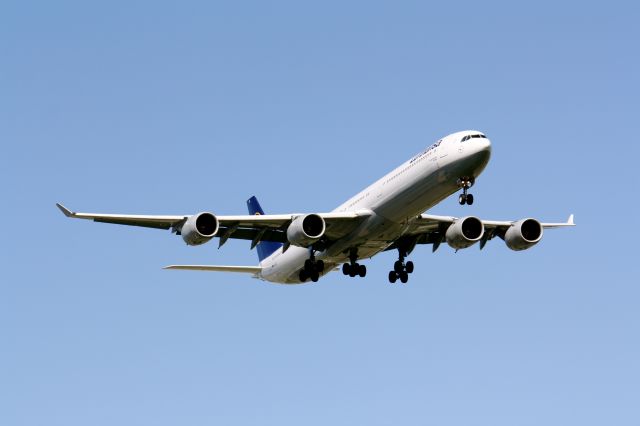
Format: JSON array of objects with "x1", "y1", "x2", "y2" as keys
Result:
[
  {"x1": 568, "y1": 214, "x2": 575, "y2": 225},
  {"x1": 56, "y1": 203, "x2": 75, "y2": 217}
]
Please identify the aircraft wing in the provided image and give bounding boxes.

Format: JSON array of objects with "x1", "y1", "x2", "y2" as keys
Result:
[
  {"x1": 395, "y1": 213, "x2": 575, "y2": 250},
  {"x1": 56, "y1": 203, "x2": 371, "y2": 245}
]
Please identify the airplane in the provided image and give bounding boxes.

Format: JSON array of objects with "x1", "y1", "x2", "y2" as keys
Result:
[{"x1": 57, "y1": 130, "x2": 574, "y2": 284}]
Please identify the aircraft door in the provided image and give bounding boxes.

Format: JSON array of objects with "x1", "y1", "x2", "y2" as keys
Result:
[
  {"x1": 439, "y1": 138, "x2": 450, "y2": 164},
  {"x1": 431, "y1": 139, "x2": 443, "y2": 168}
]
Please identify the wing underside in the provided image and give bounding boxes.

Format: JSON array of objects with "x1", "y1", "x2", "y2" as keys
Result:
[
  {"x1": 57, "y1": 203, "x2": 574, "y2": 258},
  {"x1": 56, "y1": 203, "x2": 371, "y2": 247},
  {"x1": 388, "y1": 213, "x2": 575, "y2": 252}
]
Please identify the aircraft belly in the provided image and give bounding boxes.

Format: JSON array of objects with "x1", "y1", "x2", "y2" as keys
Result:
[{"x1": 323, "y1": 213, "x2": 407, "y2": 264}]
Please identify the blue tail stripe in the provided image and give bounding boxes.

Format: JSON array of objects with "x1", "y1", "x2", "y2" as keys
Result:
[{"x1": 247, "y1": 196, "x2": 283, "y2": 262}]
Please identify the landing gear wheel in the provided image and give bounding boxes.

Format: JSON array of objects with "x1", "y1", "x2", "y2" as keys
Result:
[
  {"x1": 405, "y1": 261, "x2": 414, "y2": 274},
  {"x1": 466, "y1": 194, "x2": 474, "y2": 205},
  {"x1": 358, "y1": 264, "x2": 367, "y2": 277},
  {"x1": 399, "y1": 271, "x2": 409, "y2": 284},
  {"x1": 388, "y1": 271, "x2": 397, "y2": 283},
  {"x1": 349, "y1": 265, "x2": 358, "y2": 278},
  {"x1": 299, "y1": 270, "x2": 307, "y2": 282},
  {"x1": 459, "y1": 194, "x2": 466, "y2": 205},
  {"x1": 310, "y1": 271, "x2": 319, "y2": 282},
  {"x1": 394, "y1": 260, "x2": 404, "y2": 274},
  {"x1": 316, "y1": 260, "x2": 325, "y2": 273},
  {"x1": 305, "y1": 259, "x2": 314, "y2": 271},
  {"x1": 342, "y1": 263, "x2": 350, "y2": 275}
]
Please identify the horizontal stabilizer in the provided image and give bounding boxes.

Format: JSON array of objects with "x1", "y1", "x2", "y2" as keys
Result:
[{"x1": 163, "y1": 265, "x2": 262, "y2": 274}]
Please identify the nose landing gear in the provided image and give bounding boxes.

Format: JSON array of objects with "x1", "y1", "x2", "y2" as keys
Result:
[{"x1": 457, "y1": 177, "x2": 475, "y2": 205}]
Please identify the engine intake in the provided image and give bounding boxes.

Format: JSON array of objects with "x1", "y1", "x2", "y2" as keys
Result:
[
  {"x1": 287, "y1": 214, "x2": 326, "y2": 248},
  {"x1": 446, "y1": 216, "x2": 484, "y2": 249},
  {"x1": 505, "y1": 218, "x2": 543, "y2": 251},
  {"x1": 181, "y1": 212, "x2": 219, "y2": 246}
]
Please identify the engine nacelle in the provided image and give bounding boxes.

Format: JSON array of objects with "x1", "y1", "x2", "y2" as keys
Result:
[
  {"x1": 505, "y1": 218, "x2": 543, "y2": 251},
  {"x1": 286, "y1": 214, "x2": 326, "y2": 248},
  {"x1": 181, "y1": 212, "x2": 219, "y2": 246},
  {"x1": 446, "y1": 216, "x2": 484, "y2": 249}
]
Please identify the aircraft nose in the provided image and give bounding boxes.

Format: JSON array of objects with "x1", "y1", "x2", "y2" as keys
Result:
[
  {"x1": 476, "y1": 137, "x2": 491, "y2": 153},
  {"x1": 467, "y1": 137, "x2": 492, "y2": 170}
]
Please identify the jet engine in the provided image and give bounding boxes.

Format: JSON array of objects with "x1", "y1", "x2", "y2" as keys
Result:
[
  {"x1": 286, "y1": 214, "x2": 326, "y2": 248},
  {"x1": 446, "y1": 216, "x2": 484, "y2": 249},
  {"x1": 181, "y1": 212, "x2": 219, "y2": 246},
  {"x1": 505, "y1": 218, "x2": 543, "y2": 251}
]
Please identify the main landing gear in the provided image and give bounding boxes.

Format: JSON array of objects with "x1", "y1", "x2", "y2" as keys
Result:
[
  {"x1": 388, "y1": 250, "x2": 414, "y2": 284},
  {"x1": 342, "y1": 249, "x2": 366, "y2": 278},
  {"x1": 299, "y1": 250, "x2": 324, "y2": 283},
  {"x1": 457, "y1": 177, "x2": 475, "y2": 205}
]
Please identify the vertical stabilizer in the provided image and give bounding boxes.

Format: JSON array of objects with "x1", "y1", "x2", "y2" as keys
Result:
[{"x1": 246, "y1": 196, "x2": 283, "y2": 262}]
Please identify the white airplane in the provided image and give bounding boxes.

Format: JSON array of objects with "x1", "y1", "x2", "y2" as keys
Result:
[{"x1": 57, "y1": 130, "x2": 574, "y2": 284}]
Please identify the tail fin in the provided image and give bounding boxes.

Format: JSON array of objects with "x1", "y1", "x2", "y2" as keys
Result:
[{"x1": 247, "y1": 196, "x2": 283, "y2": 262}]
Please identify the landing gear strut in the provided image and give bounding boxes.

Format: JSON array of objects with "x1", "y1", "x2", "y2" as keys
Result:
[
  {"x1": 457, "y1": 177, "x2": 475, "y2": 205},
  {"x1": 299, "y1": 249, "x2": 324, "y2": 283},
  {"x1": 342, "y1": 249, "x2": 366, "y2": 278},
  {"x1": 388, "y1": 249, "x2": 414, "y2": 284}
]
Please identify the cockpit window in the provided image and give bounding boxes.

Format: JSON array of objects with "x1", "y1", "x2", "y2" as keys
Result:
[{"x1": 462, "y1": 134, "x2": 486, "y2": 142}]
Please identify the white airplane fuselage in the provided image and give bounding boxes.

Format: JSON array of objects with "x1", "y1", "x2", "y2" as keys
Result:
[{"x1": 260, "y1": 130, "x2": 492, "y2": 284}]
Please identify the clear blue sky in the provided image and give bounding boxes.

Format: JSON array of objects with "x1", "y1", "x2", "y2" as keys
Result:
[{"x1": 2, "y1": 1, "x2": 639, "y2": 425}]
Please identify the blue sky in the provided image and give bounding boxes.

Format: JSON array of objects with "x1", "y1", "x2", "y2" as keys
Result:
[{"x1": 2, "y1": 1, "x2": 639, "y2": 425}]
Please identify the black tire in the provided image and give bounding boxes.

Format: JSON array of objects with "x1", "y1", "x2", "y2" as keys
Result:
[
  {"x1": 310, "y1": 271, "x2": 319, "y2": 282},
  {"x1": 299, "y1": 270, "x2": 307, "y2": 282},
  {"x1": 388, "y1": 271, "x2": 397, "y2": 283},
  {"x1": 316, "y1": 260, "x2": 325, "y2": 273},
  {"x1": 466, "y1": 194, "x2": 474, "y2": 205},
  {"x1": 394, "y1": 260, "x2": 404, "y2": 274},
  {"x1": 399, "y1": 271, "x2": 409, "y2": 284},
  {"x1": 304, "y1": 259, "x2": 314, "y2": 272},
  {"x1": 349, "y1": 263, "x2": 358, "y2": 277},
  {"x1": 459, "y1": 194, "x2": 466, "y2": 205},
  {"x1": 342, "y1": 263, "x2": 350, "y2": 275},
  {"x1": 405, "y1": 261, "x2": 414, "y2": 274},
  {"x1": 358, "y1": 264, "x2": 367, "y2": 278}
]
